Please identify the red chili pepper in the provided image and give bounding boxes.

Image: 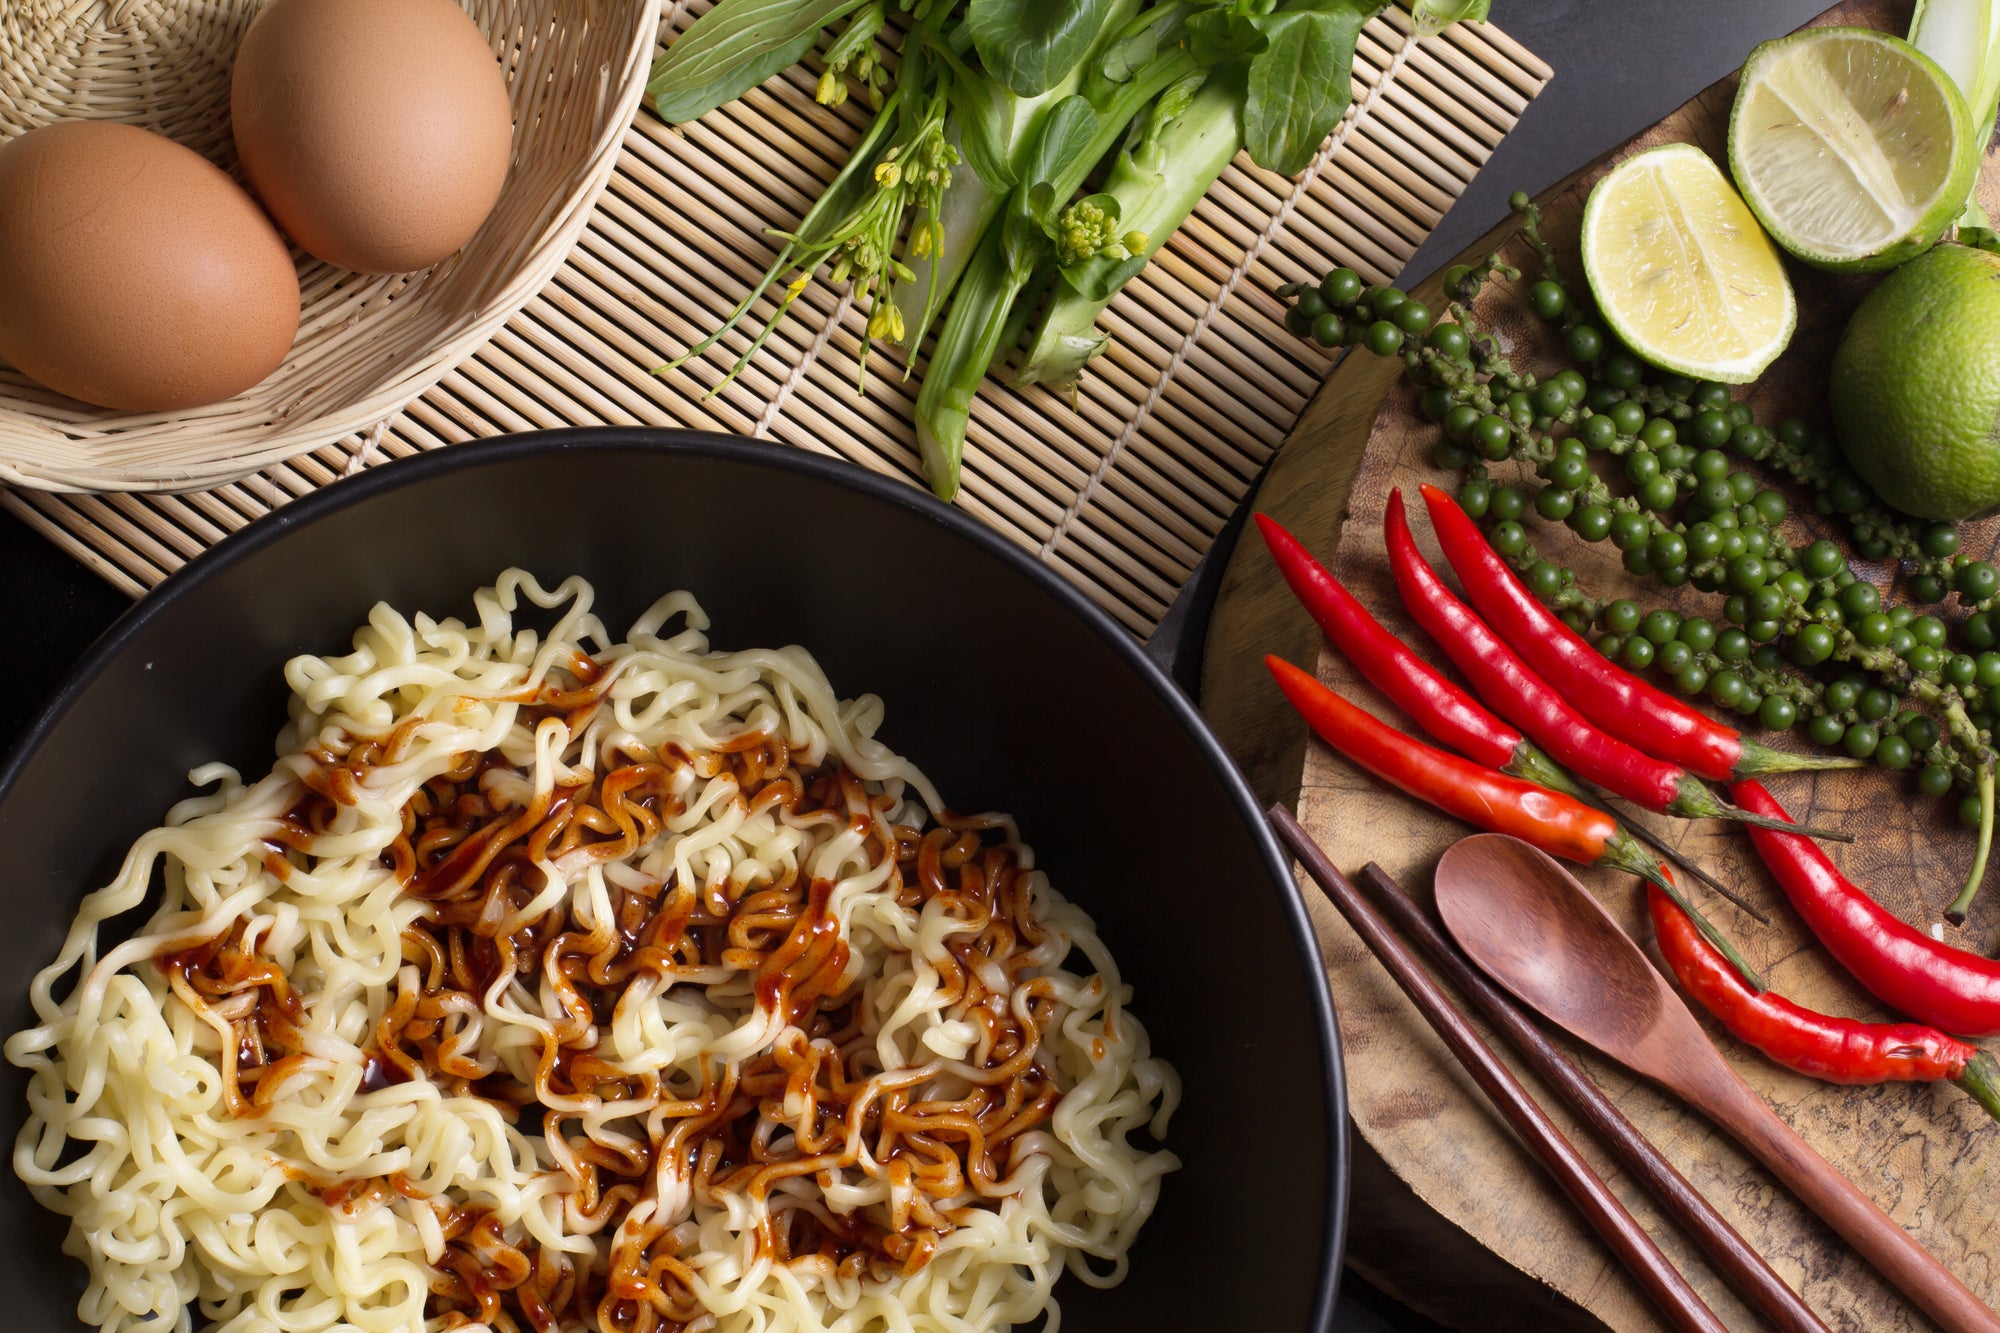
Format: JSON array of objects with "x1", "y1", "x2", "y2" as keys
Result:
[
  {"x1": 1733, "y1": 779, "x2": 2000, "y2": 1038},
  {"x1": 1384, "y1": 491, "x2": 1838, "y2": 840},
  {"x1": 1255, "y1": 512, "x2": 1588, "y2": 798},
  {"x1": 1418, "y1": 483, "x2": 1859, "y2": 783},
  {"x1": 1267, "y1": 654, "x2": 1762, "y2": 985},
  {"x1": 1257, "y1": 511, "x2": 1749, "y2": 911},
  {"x1": 1647, "y1": 881, "x2": 2000, "y2": 1121}
]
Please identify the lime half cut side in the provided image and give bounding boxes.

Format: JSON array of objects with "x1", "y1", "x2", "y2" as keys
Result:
[
  {"x1": 1580, "y1": 143, "x2": 1797, "y2": 385},
  {"x1": 1728, "y1": 27, "x2": 1973, "y2": 271}
]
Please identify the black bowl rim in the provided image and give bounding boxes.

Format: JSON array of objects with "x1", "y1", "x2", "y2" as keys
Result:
[{"x1": 0, "y1": 426, "x2": 1349, "y2": 1331}]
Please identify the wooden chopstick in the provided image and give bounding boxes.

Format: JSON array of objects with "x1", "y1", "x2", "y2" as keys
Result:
[
  {"x1": 1268, "y1": 805, "x2": 1730, "y2": 1333},
  {"x1": 1353, "y1": 862, "x2": 1832, "y2": 1333}
]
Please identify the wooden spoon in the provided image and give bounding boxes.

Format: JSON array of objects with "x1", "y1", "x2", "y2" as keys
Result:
[{"x1": 1434, "y1": 833, "x2": 2000, "y2": 1333}]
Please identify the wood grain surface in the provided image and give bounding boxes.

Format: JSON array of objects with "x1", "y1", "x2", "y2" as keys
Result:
[{"x1": 1203, "y1": 3, "x2": 2000, "y2": 1329}]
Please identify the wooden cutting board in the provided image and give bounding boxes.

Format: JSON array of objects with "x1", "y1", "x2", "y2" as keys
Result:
[{"x1": 1203, "y1": 3, "x2": 2000, "y2": 1329}]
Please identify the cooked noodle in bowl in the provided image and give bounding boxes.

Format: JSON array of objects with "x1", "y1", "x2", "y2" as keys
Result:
[{"x1": 7, "y1": 570, "x2": 1179, "y2": 1333}]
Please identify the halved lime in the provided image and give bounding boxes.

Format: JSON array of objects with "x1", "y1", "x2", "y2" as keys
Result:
[
  {"x1": 1728, "y1": 27, "x2": 1973, "y2": 271},
  {"x1": 1580, "y1": 143, "x2": 1797, "y2": 384}
]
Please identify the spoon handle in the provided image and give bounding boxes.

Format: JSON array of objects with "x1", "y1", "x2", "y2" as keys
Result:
[{"x1": 1692, "y1": 1065, "x2": 2000, "y2": 1333}]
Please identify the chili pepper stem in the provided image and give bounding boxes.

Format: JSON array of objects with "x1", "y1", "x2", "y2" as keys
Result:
[
  {"x1": 1667, "y1": 776, "x2": 1855, "y2": 842},
  {"x1": 1501, "y1": 742, "x2": 1594, "y2": 802},
  {"x1": 1504, "y1": 741, "x2": 1763, "y2": 919},
  {"x1": 1731, "y1": 740, "x2": 1869, "y2": 777},
  {"x1": 1946, "y1": 761, "x2": 1996, "y2": 927},
  {"x1": 1721, "y1": 811, "x2": 1855, "y2": 842},
  {"x1": 1615, "y1": 817, "x2": 1769, "y2": 921},
  {"x1": 1603, "y1": 835, "x2": 1765, "y2": 990},
  {"x1": 1954, "y1": 1051, "x2": 2000, "y2": 1125}
]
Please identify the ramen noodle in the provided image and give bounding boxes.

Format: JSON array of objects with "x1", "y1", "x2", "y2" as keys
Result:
[{"x1": 8, "y1": 571, "x2": 1178, "y2": 1333}]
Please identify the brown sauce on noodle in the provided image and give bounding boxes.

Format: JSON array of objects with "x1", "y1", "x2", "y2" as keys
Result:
[{"x1": 154, "y1": 670, "x2": 1067, "y2": 1333}]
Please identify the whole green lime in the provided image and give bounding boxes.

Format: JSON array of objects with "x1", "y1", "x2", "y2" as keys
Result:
[{"x1": 1831, "y1": 243, "x2": 2000, "y2": 521}]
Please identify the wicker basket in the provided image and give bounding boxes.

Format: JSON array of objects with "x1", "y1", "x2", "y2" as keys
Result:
[{"x1": 0, "y1": 0, "x2": 658, "y2": 494}]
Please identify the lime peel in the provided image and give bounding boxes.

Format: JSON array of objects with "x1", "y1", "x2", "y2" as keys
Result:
[
  {"x1": 1728, "y1": 27, "x2": 1973, "y2": 272},
  {"x1": 1830, "y1": 242, "x2": 2000, "y2": 521},
  {"x1": 1580, "y1": 142, "x2": 1796, "y2": 385}
]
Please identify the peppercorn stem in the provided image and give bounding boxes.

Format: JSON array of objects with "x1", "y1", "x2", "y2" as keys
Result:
[
  {"x1": 1956, "y1": 1052, "x2": 2000, "y2": 1125},
  {"x1": 1947, "y1": 760, "x2": 1995, "y2": 926}
]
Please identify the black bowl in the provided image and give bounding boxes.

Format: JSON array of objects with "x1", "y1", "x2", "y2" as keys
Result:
[{"x1": 0, "y1": 429, "x2": 1347, "y2": 1330}]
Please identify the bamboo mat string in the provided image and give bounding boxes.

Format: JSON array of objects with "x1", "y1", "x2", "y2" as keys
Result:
[
  {"x1": 1038, "y1": 27, "x2": 1420, "y2": 564},
  {"x1": 756, "y1": 287, "x2": 855, "y2": 440},
  {"x1": 340, "y1": 419, "x2": 392, "y2": 478}
]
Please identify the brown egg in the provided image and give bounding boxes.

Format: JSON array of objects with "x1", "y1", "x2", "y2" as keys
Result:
[
  {"x1": 231, "y1": 0, "x2": 513, "y2": 275},
  {"x1": 0, "y1": 121, "x2": 300, "y2": 413}
]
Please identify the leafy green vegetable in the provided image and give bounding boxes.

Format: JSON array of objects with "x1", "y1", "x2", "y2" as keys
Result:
[
  {"x1": 1186, "y1": 0, "x2": 1383, "y2": 176},
  {"x1": 917, "y1": 95, "x2": 1112, "y2": 497},
  {"x1": 1010, "y1": 99, "x2": 1102, "y2": 237},
  {"x1": 656, "y1": 0, "x2": 1489, "y2": 501},
  {"x1": 1100, "y1": 2, "x2": 1201, "y2": 83},
  {"x1": 1248, "y1": 0, "x2": 1382, "y2": 176},
  {"x1": 936, "y1": 49, "x2": 1020, "y2": 191},
  {"x1": 969, "y1": 0, "x2": 1123, "y2": 96},
  {"x1": 649, "y1": 0, "x2": 871, "y2": 124},
  {"x1": 892, "y1": 0, "x2": 1144, "y2": 355},
  {"x1": 658, "y1": 91, "x2": 905, "y2": 384},
  {"x1": 1017, "y1": 64, "x2": 1246, "y2": 394},
  {"x1": 1408, "y1": 0, "x2": 1487, "y2": 37}
]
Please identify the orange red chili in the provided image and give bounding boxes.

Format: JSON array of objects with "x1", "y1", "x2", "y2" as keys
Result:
[
  {"x1": 1257, "y1": 511, "x2": 1751, "y2": 911},
  {"x1": 1255, "y1": 512, "x2": 1589, "y2": 799},
  {"x1": 1267, "y1": 654, "x2": 1761, "y2": 987}
]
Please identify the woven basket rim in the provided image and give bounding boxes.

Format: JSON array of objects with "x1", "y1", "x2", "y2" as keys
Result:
[{"x1": 0, "y1": 0, "x2": 662, "y2": 495}]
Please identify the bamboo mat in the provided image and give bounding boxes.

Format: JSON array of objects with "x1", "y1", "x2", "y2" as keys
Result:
[{"x1": 2, "y1": 6, "x2": 1549, "y2": 637}]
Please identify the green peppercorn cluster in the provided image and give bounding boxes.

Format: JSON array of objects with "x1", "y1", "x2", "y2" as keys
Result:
[{"x1": 1276, "y1": 195, "x2": 2000, "y2": 829}]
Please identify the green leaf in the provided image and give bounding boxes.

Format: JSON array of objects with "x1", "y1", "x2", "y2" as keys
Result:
[
  {"x1": 969, "y1": 0, "x2": 1122, "y2": 96},
  {"x1": 1408, "y1": 0, "x2": 1488, "y2": 37},
  {"x1": 1074, "y1": 191, "x2": 1121, "y2": 221},
  {"x1": 1142, "y1": 69, "x2": 1210, "y2": 148},
  {"x1": 1017, "y1": 95, "x2": 1102, "y2": 219},
  {"x1": 648, "y1": 0, "x2": 871, "y2": 124},
  {"x1": 1100, "y1": 2, "x2": 1198, "y2": 82},
  {"x1": 1243, "y1": 0, "x2": 1382, "y2": 177},
  {"x1": 1184, "y1": 10, "x2": 1266, "y2": 66},
  {"x1": 822, "y1": 1, "x2": 887, "y2": 67},
  {"x1": 1096, "y1": 2, "x2": 1200, "y2": 84}
]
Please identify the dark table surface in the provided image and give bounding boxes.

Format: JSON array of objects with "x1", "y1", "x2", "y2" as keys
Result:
[{"x1": 0, "y1": 2, "x2": 1844, "y2": 1327}]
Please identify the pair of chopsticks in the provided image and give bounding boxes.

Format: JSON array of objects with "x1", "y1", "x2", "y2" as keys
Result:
[{"x1": 1269, "y1": 805, "x2": 1828, "y2": 1333}]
